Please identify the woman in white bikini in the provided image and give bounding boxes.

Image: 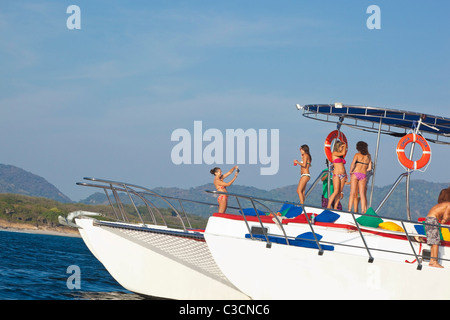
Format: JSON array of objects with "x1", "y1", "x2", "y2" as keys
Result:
[
  {"x1": 348, "y1": 141, "x2": 372, "y2": 213},
  {"x1": 294, "y1": 144, "x2": 312, "y2": 204},
  {"x1": 210, "y1": 166, "x2": 239, "y2": 213},
  {"x1": 327, "y1": 141, "x2": 347, "y2": 210}
]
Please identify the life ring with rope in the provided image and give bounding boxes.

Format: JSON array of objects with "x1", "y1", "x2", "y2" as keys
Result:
[
  {"x1": 324, "y1": 130, "x2": 348, "y2": 162},
  {"x1": 396, "y1": 133, "x2": 431, "y2": 170}
]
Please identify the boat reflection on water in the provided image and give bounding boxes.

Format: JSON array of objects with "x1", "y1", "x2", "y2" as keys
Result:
[{"x1": 68, "y1": 291, "x2": 157, "y2": 300}]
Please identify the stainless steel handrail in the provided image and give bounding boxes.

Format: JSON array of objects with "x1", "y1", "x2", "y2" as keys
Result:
[
  {"x1": 76, "y1": 177, "x2": 443, "y2": 269},
  {"x1": 77, "y1": 177, "x2": 235, "y2": 231},
  {"x1": 77, "y1": 177, "x2": 248, "y2": 231},
  {"x1": 77, "y1": 181, "x2": 168, "y2": 227},
  {"x1": 207, "y1": 190, "x2": 326, "y2": 255},
  {"x1": 206, "y1": 189, "x2": 440, "y2": 269},
  {"x1": 83, "y1": 177, "x2": 188, "y2": 229}
]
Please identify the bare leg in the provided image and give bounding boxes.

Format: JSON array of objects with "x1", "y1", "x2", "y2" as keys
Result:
[
  {"x1": 348, "y1": 174, "x2": 358, "y2": 212},
  {"x1": 358, "y1": 178, "x2": 368, "y2": 213},
  {"x1": 351, "y1": 192, "x2": 360, "y2": 213},
  {"x1": 334, "y1": 177, "x2": 345, "y2": 209},
  {"x1": 218, "y1": 198, "x2": 227, "y2": 213},
  {"x1": 429, "y1": 244, "x2": 444, "y2": 268},
  {"x1": 327, "y1": 176, "x2": 340, "y2": 209},
  {"x1": 297, "y1": 176, "x2": 310, "y2": 204}
]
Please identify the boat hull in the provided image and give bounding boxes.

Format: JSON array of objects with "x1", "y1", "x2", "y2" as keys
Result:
[
  {"x1": 75, "y1": 216, "x2": 249, "y2": 300},
  {"x1": 204, "y1": 210, "x2": 450, "y2": 300}
]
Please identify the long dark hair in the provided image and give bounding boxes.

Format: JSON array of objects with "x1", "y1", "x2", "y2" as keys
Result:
[
  {"x1": 301, "y1": 144, "x2": 312, "y2": 163},
  {"x1": 356, "y1": 141, "x2": 369, "y2": 155}
]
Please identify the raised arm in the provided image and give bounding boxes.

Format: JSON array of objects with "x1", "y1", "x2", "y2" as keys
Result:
[
  {"x1": 216, "y1": 171, "x2": 239, "y2": 187},
  {"x1": 334, "y1": 143, "x2": 347, "y2": 158},
  {"x1": 222, "y1": 166, "x2": 238, "y2": 179}
]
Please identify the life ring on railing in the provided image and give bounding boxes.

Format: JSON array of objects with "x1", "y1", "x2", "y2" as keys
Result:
[
  {"x1": 324, "y1": 130, "x2": 348, "y2": 162},
  {"x1": 396, "y1": 133, "x2": 431, "y2": 170}
]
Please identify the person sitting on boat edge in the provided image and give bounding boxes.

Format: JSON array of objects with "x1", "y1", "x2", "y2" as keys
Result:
[
  {"x1": 294, "y1": 144, "x2": 312, "y2": 204},
  {"x1": 424, "y1": 201, "x2": 450, "y2": 268},
  {"x1": 210, "y1": 166, "x2": 239, "y2": 214},
  {"x1": 327, "y1": 141, "x2": 347, "y2": 210}
]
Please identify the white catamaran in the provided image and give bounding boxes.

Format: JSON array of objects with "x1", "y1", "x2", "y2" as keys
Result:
[
  {"x1": 61, "y1": 104, "x2": 449, "y2": 299},
  {"x1": 60, "y1": 178, "x2": 250, "y2": 300},
  {"x1": 204, "y1": 104, "x2": 450, "y2": 299}
]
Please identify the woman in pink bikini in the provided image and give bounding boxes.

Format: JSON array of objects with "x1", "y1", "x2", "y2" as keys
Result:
[
  {"x1": 348, "y1": 141, "x2": 372, "y2": 213},
  {"x1": 327, "y1": 141, "x2": 347, "y2": 210},
  {"x1": 210, "y1": 166, "x2": 239, "y2": 213}
]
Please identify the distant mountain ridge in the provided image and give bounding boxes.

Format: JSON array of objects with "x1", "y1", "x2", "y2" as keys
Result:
[
  {"x1": 0, "y1": 163, "x2": 446, "y2": 221},
  {"x1": 0, "y1": 164, "x2": 71, "y2": 203}
]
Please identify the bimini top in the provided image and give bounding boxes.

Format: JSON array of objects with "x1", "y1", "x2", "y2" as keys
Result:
[{"x1": 297, "y1": 103, "x2": 450, "y2": 145}]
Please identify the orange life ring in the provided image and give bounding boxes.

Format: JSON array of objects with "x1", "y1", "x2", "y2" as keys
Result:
[
  {"x1": 396, "y1": 133, "x2": 431, "y2": 170},
  {"x1": 324, "y1": 130, "x2": 348, "y2": 162}
]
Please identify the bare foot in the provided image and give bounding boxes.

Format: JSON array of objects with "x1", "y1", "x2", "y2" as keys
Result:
[{"x1": 429, "y1": 262, "x2": 444, "y2": 268}]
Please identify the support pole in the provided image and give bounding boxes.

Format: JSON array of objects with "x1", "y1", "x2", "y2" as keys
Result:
[
  {"x1": 369, "y1": 117, "x2": 383, "y2": 207},
  {"x1": 406, "y1": 118, "x2": 423, "y2": 220}
]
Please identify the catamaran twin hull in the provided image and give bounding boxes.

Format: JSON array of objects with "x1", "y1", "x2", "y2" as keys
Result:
[
  {"x1": 204, "y1": 206, "x2": 450, "y2": 300},
  {"x1": 74, "y1": 217, "x2": 250, "y2": 300},
  {"x1": 68, "y1": 104, "x2": 450, "y2": 300}
]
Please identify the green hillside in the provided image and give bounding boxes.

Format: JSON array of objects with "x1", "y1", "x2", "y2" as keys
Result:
[
  {"x1": 0, "y1": 164, "x2": 72, "y2": 203},
  {"x1": 0, "y1": 193, "x2": 207, "y2": 231},
  {"x1": 0, "y1": 161, "x2": 446, "y2": 231}
]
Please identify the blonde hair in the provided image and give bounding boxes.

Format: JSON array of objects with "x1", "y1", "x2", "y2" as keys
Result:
[{"x1": 333, "y1": 141, "x2": 345, "y2": 152}]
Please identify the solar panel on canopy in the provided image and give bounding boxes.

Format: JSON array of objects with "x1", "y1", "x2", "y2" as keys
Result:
[{"x1": 298, "y1": 104, "x2": 450, "y2": 144}]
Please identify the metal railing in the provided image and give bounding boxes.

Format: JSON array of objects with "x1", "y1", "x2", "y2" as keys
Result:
[
  {"x1": 206, "y1": 189, "x2": 450, "y2": 270},
  {"x1": 76, "y1": 177, "x2": 448, "y2": 270},
  {"x1": 77, "y1": 177, "x2": 237, "y2": 231}
]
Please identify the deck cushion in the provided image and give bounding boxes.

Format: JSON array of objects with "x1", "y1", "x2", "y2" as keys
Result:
[
  {"x1": 356, "y1": 207, "x2": 383, "y2": 228},
  {"x1": 296, "y1": 231, "x2": 322, "y2": 241},
  {"x1": 378, "y1": 221, "x2": 404, "y2": 232},
  {"x1": 315, "y1": 210, "x2": 340, "y2": 223},
  {"x1": 279, "y1": 203, "x2": 295, "y2": 212},
  {"x1": 295, "y1": 232, "x2": 334, "y2": 251},
  {"x1": 285, "y1": 206, "x2": 303, "y2": 218},
  {"x1": 239, "y1": 208, "x2": 266, "y2": 216},
  {"x1": 245, "y1": 232, "x2": 334, "y2": 251}
]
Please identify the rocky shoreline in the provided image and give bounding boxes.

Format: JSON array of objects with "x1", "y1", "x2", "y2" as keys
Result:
[{"x1": 0, "y1": 218, "x2": 80, "y2": 237}]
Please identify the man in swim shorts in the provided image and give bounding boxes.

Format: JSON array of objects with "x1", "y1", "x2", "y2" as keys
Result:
[{"x1": 424, "y1": 202, "x2": 450, "y2": 268}]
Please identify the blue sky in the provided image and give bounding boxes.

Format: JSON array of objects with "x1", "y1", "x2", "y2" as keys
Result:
[{"x1": 0, "y1": 1, "x2": 449, "y2": 201}]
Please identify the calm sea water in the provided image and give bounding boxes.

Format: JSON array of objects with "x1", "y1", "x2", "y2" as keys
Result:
[{"x1": 0, "y1": 230, "x2": 146, "y2": 300}]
